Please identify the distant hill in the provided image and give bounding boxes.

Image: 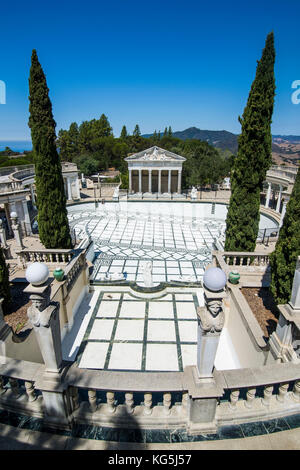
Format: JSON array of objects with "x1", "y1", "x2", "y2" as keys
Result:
[
  {"x1": 143, "y1": 127, "x2": 239, "y2": 153},
  {"x1": 142, "y1": 127, "x2": 300, "y2": 161}
]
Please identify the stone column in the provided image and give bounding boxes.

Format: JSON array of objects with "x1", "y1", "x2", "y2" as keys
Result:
[
  {"x1": 196, "y1": 287, "x2": 226, "y2": 378},
  {"x1": 11, "y1": 212, "x2": 24, "y2": 250},
  {"x1": 280, "y1": 200, "x2": 287, "y2": 227},
  {"x1": 129, "y1": 169, "x2": 132, "y2": 193},
  {"x1": 148, "y1": 169, "x2": 152, "y2": 193},
  {"x1": 75, "y1": 178, "x2": 80, "y2": 199},
  {"x1": 22, "y1": 199, "x2": 32, "y2": 236},
  {"x1": 265, "y1": 182, "x2": 272, "y2": 208},
  {"x1": 168, "y1": 170, "x2": 172, "y2": 193},
  {"x1": 158, "y1": 170, "x2": 162, "y2": 194},
  {"x1": 276, "y1": 184, "x2": 283, "y2": 212},
  {"x1": 24, "y1": 266, "x2": 72, "y2": 430},
  {"x1": 290, "y1": 257, "x2": 300, "y2": 309},
  {"x1": 177, "y1": 169, "x2": 182, "y2": 194},
  {"x1": 67, "y1": 178, "x2": 72, "y2": 200},
  {"x1": 138, "y1": 169, "x2": 142, "y2": 193}
]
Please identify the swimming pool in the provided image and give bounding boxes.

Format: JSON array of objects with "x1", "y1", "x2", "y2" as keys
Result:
[{"x1": 67, "y1": 200, "x2": 278, "y2": 285}]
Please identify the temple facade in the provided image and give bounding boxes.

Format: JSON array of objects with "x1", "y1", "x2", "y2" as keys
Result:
[{"x1": 125, "y1": 146, "x2": 186, "y2": 194}]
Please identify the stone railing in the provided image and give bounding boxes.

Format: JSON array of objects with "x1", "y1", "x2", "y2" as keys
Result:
[
  {"x1": 16, "y1": 248, "x2": 75, "y2": 268},
  {"x1": 1, "y1": 360, "x2": 300, "y2": 434},
  {"x1": 64, "y1": 250, "x2": 87, "y2": 293},
  {"x1": 216, "y1": 362, "x2": 300, "y2": 426},
  {"x1": 64, "y1": 365, "x2": 189, "y2": 429},
  {"x1": 213, "y1": 251, "x2": 271, "y2": 286},
  {"x1": 214, "y1": 251, "x2": 270, "y2": 271}
]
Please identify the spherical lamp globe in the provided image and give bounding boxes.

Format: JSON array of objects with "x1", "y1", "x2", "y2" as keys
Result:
[
  {"x1": 25, "y1": 262, "x2": 49, "y2": 286},
  {"x1": 10, "y1": 212, "x2": 17, "y2": 219},
  {"x1": 203, "y1": 267, "x2": 227, "y2": 292}
]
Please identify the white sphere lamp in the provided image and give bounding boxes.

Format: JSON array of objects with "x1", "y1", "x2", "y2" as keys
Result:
[
  {"x1": 203, "y1": 267, "x2": 227, "y2": 292},
  {"x1": 10, "y1": 211, "x2": 17, "y2": 219},
  {"x1": 25, "y1": 262, "x2": 49, "y2": 286}
]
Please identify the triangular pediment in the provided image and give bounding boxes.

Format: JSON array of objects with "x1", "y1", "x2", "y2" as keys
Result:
[{"x1": 125, "y1": 146, "x2": 186, "y2": 162}]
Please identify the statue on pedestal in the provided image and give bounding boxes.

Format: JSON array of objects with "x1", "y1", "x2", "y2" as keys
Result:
[
  {"x1": 191, "y1": 186, "x2": 197, "y2": 200},
  {"x1": 143, "y1": 261, "x2": 153, "y2": 287}
]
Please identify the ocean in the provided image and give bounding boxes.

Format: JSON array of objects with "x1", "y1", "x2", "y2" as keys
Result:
[{"x1": 0, "y1": 141, "x2": 32, "y2": 152}]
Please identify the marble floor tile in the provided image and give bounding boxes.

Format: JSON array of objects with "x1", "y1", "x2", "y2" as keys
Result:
[
  {"x1": 119, "y1": 301, "x2": 146, "y2": 318},
  {"x1": 181, "y1": 344, "x2": 198, "y2": 368},
  {"x1": 78, "y1": 342, "x2": 109, "y2": 369},
  {"x1": 176, "y1": 302, "x2": 197, "y2": 319},
  {"x1": 178, "y1": 321, "x2": 198, "y2": 342},
  {"x1": 96, "y1": 301, "x2": 119, "y2": 318},
  {"x1": 145, "y1": 344, "x2": 179, "y2": 371},
  {"x1": 108, "y1": 343, "x2": 143, "y2": 370},
  {"x1": 114, "y1": 319, "x2": 145, "y2": 341},
  {"x1": 147, "y1": 320, "x2": 176, "y2": 341},
  {"x1": 148, "y1": 302, "x2": 174, "y2": 319},
  {"x1": 89, "y1": 319, "x2": 115, "y2": 340}
]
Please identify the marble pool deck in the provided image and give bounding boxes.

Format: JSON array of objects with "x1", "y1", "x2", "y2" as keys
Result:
[{"x1": 62, "y1": 288, "x2": 204, "y2": 372}]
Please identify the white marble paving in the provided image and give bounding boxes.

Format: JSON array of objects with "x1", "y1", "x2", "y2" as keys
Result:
[
  {"x1": 108, "y1": 343, "x2": 143, "y2": 370},
  {"x1": 145, "y1": 344, "x2": 179, "y2": 371}
]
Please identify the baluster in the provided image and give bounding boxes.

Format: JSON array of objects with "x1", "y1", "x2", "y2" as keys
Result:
[
  {"x1": 262, "y1": 385, "x2": 274, "y2": 406},
  {"x1": 181, "y1": 392, "x2": 188, "y2": 414},
  {"x1": 9, "y1": 378, "x2": 20, "y2": 397},
  {"x1": 247, "y1": 257, "x2": 251, "y2": 266},
  {"x1": 163, "y1": 393, "x2": 172, "y2": 415},
  {"x1": 25, "y1": 381, "x2": 36, "y2": 402},
  {"x1": 233, "y1": 257, "x2": 237, "y2": 266},
  {"x1": 106, "y1": 391, "x2": 116, "y2": 413},
  {"x1": 144, "y1": 393, "x2": 153, "y2": 415},
  {"x1": 229, "y1": 389, "x2": 240, "y2": 409},
  {"x1": 88, "y1": 389, "x2": 97, "y2": 412},
  {"x1": 292, "y1": 380, "x2": 300, "y2": 402},
  {"x1": 277, "y1": 382, "x2": 289, "y2": 403},
  {"x1": 125, "y1": 392, "x2": 134, "y2": 414},
  {"x1": 70, "y1": 386, "x2": 79, "y2": 410},
  {"x1": 245, "y1": 388, "x2": 256, "y2": 409}
]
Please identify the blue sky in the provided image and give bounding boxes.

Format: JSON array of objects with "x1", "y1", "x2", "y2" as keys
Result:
[{"x1": 0, "y1": 0, "x2": 300, "y2": 140}]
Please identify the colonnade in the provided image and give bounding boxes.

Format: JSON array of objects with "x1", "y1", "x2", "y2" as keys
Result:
[{"x1": 128, "y1": 168, "x2": 182, "y2": 194}]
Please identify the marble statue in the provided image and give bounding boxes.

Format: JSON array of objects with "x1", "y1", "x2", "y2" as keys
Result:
[
  {"x1": 113, "y1": 186, "x2": 120, "y2": 199},
  {"x1": 143, "y1": 261, "x2": 153, "y2": 287},
  {"x1": 190, "y1": 186, "x2": 197, "y2": 200},
  {"x1": 197, "y1": 297, "x2": 225, "y2": 334}
]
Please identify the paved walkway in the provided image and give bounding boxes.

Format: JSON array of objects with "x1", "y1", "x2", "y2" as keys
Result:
[{"x1": 0, "y1": 421, "x2": 299, "y2": 450}]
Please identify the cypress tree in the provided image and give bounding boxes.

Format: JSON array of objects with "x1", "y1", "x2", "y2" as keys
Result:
[
  {"x1": 28, "y1": 49, "x2": 72, "y2": 249},
  {"x1": 225, "y1": 32, "x2": 275, "y2": 252},
  {"x1": 270, "y1": 167, "x2": 300, "y2": 304},
  {"x1": 0, "y1": 247, "x2": 10, "y2": 308},
  {"x1": 120, "y1": 125, "x2": 128, "y2": 139}
]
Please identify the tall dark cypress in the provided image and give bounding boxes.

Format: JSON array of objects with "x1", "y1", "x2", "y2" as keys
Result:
[
  {"x1": 270, "y1": 167, "x2": 300, "y2": 304},
  {"x1": 28, "y1": 50, "x2": 72, "y2": 249},
  {"x1": 225, "y1": 32, "x2": 275, "y2": 252},
  {"x1": 0, "y1": 247, "x2": 10, "y2": 308}
]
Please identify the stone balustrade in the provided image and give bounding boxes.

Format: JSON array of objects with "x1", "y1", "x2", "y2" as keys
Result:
[
  {"x1": 1, "y1": 358, "x2": 300, "y2": 433},
  {"x1": 213, "y1": 251, "x2": 270, "y2": 270},
  {"x1": 16, "y1": 248, "x2": 75, "y2": 268},
  {"x1": 64, "y1": 251, "x2": 87, "y2": 292},
  {"x1": 216, "y1": 361, "x2": 300, "y2": 426}
]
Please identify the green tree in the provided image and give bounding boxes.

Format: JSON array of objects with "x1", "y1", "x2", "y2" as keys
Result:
[
  {"x1": 0, "y1": 247, "x2": 10, "y2": 308},
  {"x1": 270, "y1": 167, "x2": 300, "y2": 303},
  {"x1": 133, "y1": 124, "x2": 141, "y2": 137},
  {"x1": 120, "y1": 125, "x2": 128, "y2": 140},
  {"x1": 168, "y1": 126, "x2": 172, "y2": 137},
  {"x1": 225, "y1": 32, "x2": 275, "y2": 252},
  {"x1": 28, "y1": 49, "x2": 72, "y2": 249}
]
